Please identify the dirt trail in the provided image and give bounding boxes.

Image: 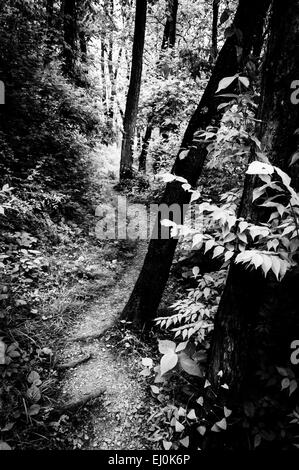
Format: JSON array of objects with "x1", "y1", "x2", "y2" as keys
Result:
[{"x1": 57, "y1": 147, "x2": 152, "y2": 449}]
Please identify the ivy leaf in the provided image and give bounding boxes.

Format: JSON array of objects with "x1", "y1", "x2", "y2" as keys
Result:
[
  {"x1": 197, "y1": 425, "x2": 206, "y2": 436},
  {"x1": 163, "y1": 441, "x2": 172, "y2": 450},
  {"x1": 179, "y1": 436, "x2": 190, "y2": 448},
  {"x1": 175, "y1": 420, "x2": 185, "y2": 433},
  {"x1": 160, "y1": 352, "x2": 178, "y2": 376},
  {"x1": 187, "y1": 409, "x2": 197, "y2": 420},
  {"x1": 224, "y1": 406, "x2": 232, "y2": 418},
  {"x1": 196, "y1": 396, "x2": 204, "y2": 406}
]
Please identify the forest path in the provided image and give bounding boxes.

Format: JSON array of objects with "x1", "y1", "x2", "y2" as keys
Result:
[{"x1": 57, "y1": 145, "x2": 151, "y2": 450}]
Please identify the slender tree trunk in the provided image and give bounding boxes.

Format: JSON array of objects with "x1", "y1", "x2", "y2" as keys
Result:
[
  {"x1": 138, "y1": 123, "x2": 153, "y2": 172},
  {"x1": 139, "y1": 0, "x2": 179, "y2": 173},
  {"x1": 120, "y1": 0, "x2": 147, "y2": 180},
  {"x1": 121, "y1": 0, "x2": 271, "y2": 326},
  {"x1": 101, "y1": 39, "x2": 109, "y2": 113},
  {"x1": 161, "y1": 0, "x2": 179, "y2": 50},
  {"x1": 62, "y1": 0, "x2": 77, "y2": 76},
  {"x1": 210, "y1": 0, "x2": 220, "y2": 62},
  {"x1": 208, "y1": 0, "x2": 299, "y2": 404}
]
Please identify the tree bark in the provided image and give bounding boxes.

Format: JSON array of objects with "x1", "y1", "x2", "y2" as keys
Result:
[
  {"x1": 161, "y1": 0, "x2": 179, "y2": 50},
  {"x1": 138, "y1": 122, "x2": 153, "y2": 172},
  {"x1": 62, "y1": 0, "x2": 77, "y2": 76},
  {"x1": 120, "y1": 0, "x2": 147, "y2": 180},
  {"x1": 210, "y1": 0, "x2": 219, "y2": 62},
  {"x1": 208, "y1": 0, "x2": 299, "y2": 404},
  {"x1": 121, "y1": 0, "x2": 271, "y2": 327}
]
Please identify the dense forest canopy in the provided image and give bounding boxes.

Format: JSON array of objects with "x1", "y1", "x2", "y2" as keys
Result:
[{"x1": 0, "y1": 0, "x2": 299, "y2": 454}]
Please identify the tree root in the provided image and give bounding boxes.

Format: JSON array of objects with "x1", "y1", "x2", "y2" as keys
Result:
[
  {"x1": 56, "y1": 353, "x2": 93, "y2": 370},
  {"x1": 69, "y1": 325, "x2": 112, "y2": 343},
  {"x1": 58, "y1": 388, "x2": 106, "y2": 412}
]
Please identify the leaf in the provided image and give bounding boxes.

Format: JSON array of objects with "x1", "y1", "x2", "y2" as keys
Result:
[
  {"x1": 281, "y1": 378, "x2": 290, "y2": 390},
  {"x1": 197, "y1": 425, "x2": 206, "y2": 436},
  {"x1": 224, "y1": 406, "x2": 232, "y2": 418},
  {"x1": 27, "y1": 371, "x2": 40, "y2": 384},
  {"x1": 163, "y1": 441, "x2": 172, "y2": 450},
  {"x1": 0, "y1": 441, "x2": 12, "y2": 450},
  {"x1": 160, "y1": 352, "x2": 178, "y2": 376},
  {"x1": 179, "y1": 150, "x2": 189, "y2": 160},
  {"x1": 290, "y1": 152, "x2": 299, "y2": 166},
  {"x1": 246, "y1": 161, "x2": 274, "y2": 175},
  {"x1": 179, "y1": 436, "x2": 189, "y2": 448},
  {"x1": 204, "y1": 379, "x2": 211, "y2": 388},
  {"x1": 261, "y1": 255, "x2": 273, "y2": 277},
  {"x1": 179, "y1": 352, "x2": 203, "y2": 377},
  {"x1": 187, "y1": 409, "x2": 197, "y2": 420},
  {"x1": 238, "y1": 76, "x2": 250, "y2": 88},
  {"x1": 212, "y1": 418, "x2": 227, "y2": 432},
  {"x1": 140, "y1": 368, "x2": 151, "y2": 377},
  {"x1": 27, "y1": 385, "x2": 41, "y2": 403},
  {"x1": 28, "y1": 404, "x2": 41, "y2": 416},
  {"x1": 289, "y1": 380, "x2": 298, "y2": 396},
  {"x1": 158, "y1": 339, "x2": 176, "y2": 355},
  {"x1": 196, "y1": 396, "x2": 204, "y2": 406},
  {"x1": 192, "y1": 266, "x2": 200, "y2": 277},
  {"x1": 217, "y1": 418, "x2": 227, "y2": 430},
  {"x1": 175, "y1": 420, "x2": 185, "y2": 433},
  {"x1": 204, "y1": 239, "x2": 215, "y2": 254},
  {"x1": 175, "y1": 341, "x2": 188, "y2": 353},
  {"x1": 213, "y1": 246, "x2": 225, "y2": 258},
  {"x1": 161, "y1": 173, "x2": 176, "y2": 183},
  {"x1": 221, "y1": 383, "x2": 229, "y2": 390},
  {"x1": 142, "y1": 357, "x2": 153, "y2": 368},
  {"x1": 150, "y1": 385, "x2": 160, "y2": 395},
  {"x1": 216, "y1": 75, "x2": 237, "y2": 93}
]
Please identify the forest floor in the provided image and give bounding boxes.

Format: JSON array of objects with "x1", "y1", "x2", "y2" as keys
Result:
[
  {"x1": 48, "y1": 145, "x2": 172, "y2": 450},
  {"x1": 56, "y1": 236, "x2": 151, "y2": 450}
]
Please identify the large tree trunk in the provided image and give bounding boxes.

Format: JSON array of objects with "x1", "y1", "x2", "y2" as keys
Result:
[
  {"x1": 62, "y1": 0, "x2": 77, "y2": 76},
  {"x1": 208, "y1": 0, "x2": 299, "y2": 405},
  {"x1": 121, "y1": 0, "x2": 271, "y2": 327},
  {"x1": 161, "y1": 0, "x2": 179, "y2": 50},
  {"x1": 120, "y1": 0, "x2": 147, "y2": 180}
]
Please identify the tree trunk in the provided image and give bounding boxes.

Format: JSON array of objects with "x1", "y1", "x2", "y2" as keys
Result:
[
  {"x1": 210, "y1": 0, "x2": 219, "y2": 62},
  {"x1": 139, "y1": 0, "x2": 179, "y2": 174},
  {"x1": 62, "y1": 0, "x2": 77, "y2": 76},
  {"x1": 138, "y1": 122, "x2": 153, "y2": 172},
  {"x1": 208, "y1": 0, "x2": 299, "y2": 404},
  {"x1": 121, "y1": 0, "x2": 271, "y2": 327},
  {"x1": 120, "y1": 0, "x2": 147, "y2": 180},
  {"x1": 161, "y1": 0, "x2": 179, "y2": 50}
]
